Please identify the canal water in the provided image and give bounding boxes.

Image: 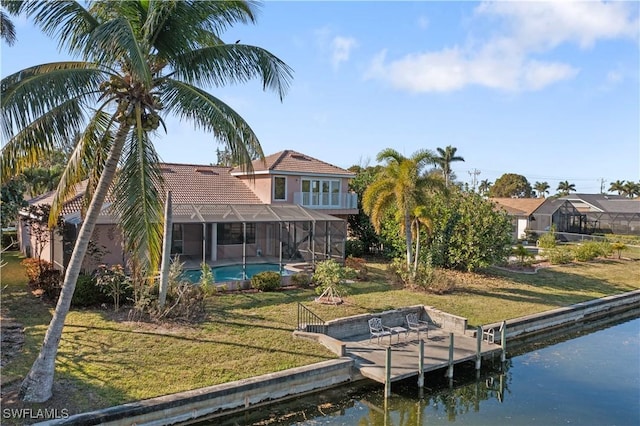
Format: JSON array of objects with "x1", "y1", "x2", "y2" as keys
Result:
[{"x1": 208, "y1": 312, "x2": 639, "y2": 426}]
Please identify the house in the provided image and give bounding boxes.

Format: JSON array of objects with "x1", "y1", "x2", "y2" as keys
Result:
[
  {"x1": 490, "y1": 198, "x2": 546, "y2": 241},
  {"x1": 18, "y1": 150, "x2": 358, "y2": 273},
  {"x1": 492, "y1": 194, "x2": 640, "y2": 240}
]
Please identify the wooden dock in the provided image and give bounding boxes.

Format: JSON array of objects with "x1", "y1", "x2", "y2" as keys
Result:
[{"x1": 343, "y1": 327, "x2": 503, "y2": 384}]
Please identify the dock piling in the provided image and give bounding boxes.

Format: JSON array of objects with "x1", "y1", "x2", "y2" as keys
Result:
[
  {"x1": 475, "y1": 326, "x2": 482, "y2": 371},
  {"x1": 447, "y1": 332, "x2": 454, "y2": 379},
  {"x1": 418, "y1": 339, "x2": 425, "y2": 388},
  {"x1": 500, "y1": 321, "x2": 507, "y2": 362},
  {"x1": 385, "y1": 346, "x2": 391, "y2": 398}
]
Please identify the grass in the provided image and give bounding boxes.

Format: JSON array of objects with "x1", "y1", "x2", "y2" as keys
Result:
[{"x1": 1, "y1": 247, "x2": 639, "y2": 419}]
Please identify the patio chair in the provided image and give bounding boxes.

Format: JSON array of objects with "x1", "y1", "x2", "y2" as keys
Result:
[
  {"x1": 406, "y1": 313, "x2": 430, "y2": 341},
  {"x1": 368, "y1": 317, "x2": 392, "y2": 345},
  {"x1": 483, "y1": 322, "x2": 504, "y2": 344}
]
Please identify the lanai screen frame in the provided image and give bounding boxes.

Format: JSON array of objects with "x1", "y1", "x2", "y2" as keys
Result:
[{"x1": 170, "y1": 204, "x2": 347, "y2": 271}]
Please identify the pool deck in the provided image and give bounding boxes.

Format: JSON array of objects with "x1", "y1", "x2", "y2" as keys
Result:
[
  {"x1": 343, "y1": 328, "x2": 503, "y2": 384},
  {"x1": 181, "y1": 256, "x2": 311, "y2": 272}
]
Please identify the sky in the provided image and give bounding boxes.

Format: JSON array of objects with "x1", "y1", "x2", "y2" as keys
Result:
[{"x1": 2, "y1": 1, "x2": 639, "y2": 194}]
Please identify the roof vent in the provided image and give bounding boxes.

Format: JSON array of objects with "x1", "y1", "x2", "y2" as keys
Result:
[
  {"x1": 291, "y1": 154, "x2": 310, "y2": 161},
  {"x1": 160, "y1": 167, "x2": 174, "y2": 173}
]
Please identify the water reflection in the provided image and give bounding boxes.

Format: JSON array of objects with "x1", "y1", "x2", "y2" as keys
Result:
[{"x1": 204, "y1": 310, "x2": 639, "y2": 426}]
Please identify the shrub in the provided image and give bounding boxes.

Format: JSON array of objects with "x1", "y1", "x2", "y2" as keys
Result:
[
  {"x1": 572, "y1": 241, "x2": 611, "y2": 262},
  {"x1": 21, "y1": 258, "x2": 62, "y2": 300},
  {"x1": 546, "y1": 247, "x2": 573, "y2": 264},
  {"x1": 313, "y1": 259, "x2": 352, "y2": 301},
  {"x1": 72, "y1": 274, "x2": 110, "y2": 308},
  {"x1": 386, "y1": 258, "x2": 410, "y2": 286},
  {"x1": 345, "y1": 239, "x2": 365, "y2": 258},
  {"x1": 537, "y1": 228, "x2": 557, "y2": 249},
  {"x1": 290, "y1": 272, "x2": 311, "y2": 288},
  {"x1": 345, "y1": 256, "x2": 368, "y2": 280},
  {"x1": 95, "y1": 264, "x2": 131, "y2": 311},
  {"x1": 199, "y1": 262, "x2": 216, "y2": 295},
  {"x1": 251, "y1": 271, "x2": 281, "y2": 292},
  {"x1": 512, "y1": 244, "x2": 534, "y2": 265},
  {"x1": 611, "y1": 242, "x2": 627, "y2": 259}
]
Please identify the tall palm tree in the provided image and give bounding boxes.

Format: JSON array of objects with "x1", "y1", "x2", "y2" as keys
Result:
[
  {"x1": 478, "y1": 179, "x2": 492, "y2": 197},
  {"x1": 609, "y1": 180, "x2": 626, "y2": 195},
  {"x1": 556, "y1": 181, "x2": 576, "y2": 196},
  {"x1": 622, "y1": 181, "x2": 640, "y2": 199},
  {"x1": 362, "y1": 148, "x2": 439, "y2": 271},
  {"x1": 1, "y1": 9, "x2": 16, "y2": 45},
  {"x1": 435, "y1": 145, "x2": 464, "y2": 187},
  {"x1": 2, "y1": 0, "x2": 292, "y2": 402},
  {"x1": 533, "y1": 181, "x2": 550, "y2": 198}
]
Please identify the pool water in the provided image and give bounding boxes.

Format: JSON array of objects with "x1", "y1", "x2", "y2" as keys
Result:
[{"x1": 183, "y1": 263, "x2": 293, "y2": 282}]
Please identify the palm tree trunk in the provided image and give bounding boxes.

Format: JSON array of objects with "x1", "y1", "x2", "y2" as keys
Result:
[
  {"x1": 414, "y1": 221, "x2": 420, "y2": 273},
  {"x1": 158, "y1": 191, "x2": 172, "y2": 308},
  {"x1": 19, "y1": 124, "x2": 129, "y2": 402},
  {"x1": 404, "y1": 212, "x2": 413, "y2": 269}
]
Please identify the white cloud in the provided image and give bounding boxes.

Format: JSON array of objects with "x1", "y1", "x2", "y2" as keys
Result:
[
  {"x1": 331, "y1": 36, "x2": 358, "y2": 69},
  {"x1": 365, "y1": 0, "x2": 638, "y2": 93}
]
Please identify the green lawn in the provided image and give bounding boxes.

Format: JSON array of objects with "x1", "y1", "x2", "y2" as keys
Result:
[{"x1": 1, "y1": 248, "x2": 639, "y2": 418}]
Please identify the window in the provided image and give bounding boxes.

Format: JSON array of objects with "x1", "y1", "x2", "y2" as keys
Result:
[
  {"x1": 217, "y1": 223, "x2": 256, "y2": 245},
  {"x1": 301, "y1": 178, "x2": 341, "y2": 207},
  {"x1": 274, "y1": 176, "x2": 286, "y2": 201},
  {"x1": 171, "y1": 224, "x2": 183, "y2": 254}
]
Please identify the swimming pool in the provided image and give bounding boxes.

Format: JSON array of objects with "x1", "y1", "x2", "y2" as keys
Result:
[{"x1": 183, "y1": 263, "x2": 294, "y2": 283}]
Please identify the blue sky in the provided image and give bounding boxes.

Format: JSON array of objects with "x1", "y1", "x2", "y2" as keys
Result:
[{"x1": 2, "y1": 1, "x2": 639, "y2": 194}]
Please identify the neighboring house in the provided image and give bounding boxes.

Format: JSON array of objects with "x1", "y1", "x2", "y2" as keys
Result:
[
  {"x1": 490, "y1": 198, "x2": 546, "y2": 241},
  {"x1": 492, "y1": 194, "x2": 640, "y2": 239},
  {"x1": 18, "y1": 150, "x2": 358, "y2": 273}
]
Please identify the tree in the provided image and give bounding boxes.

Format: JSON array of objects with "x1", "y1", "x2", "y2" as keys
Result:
[
  {"x1": 478, "y1": 179, "x2": 492, "y2": 197},
  {"x1": 347, "y1": 164, "x2": 383, "y2": 254},
  {"x1": 533, "y1": 181, "x2": 550, "y2": 198},
  {"x1": 435, "y1": 145, "x2": 464, "y2": 187},
  {"x1": 1, "y1": 9, "x2": 16, "y2": 46},
  {"x1": 2, "y1": 0, "x2": 292, "y2": 402},
  {"x1": 556, "y1": 181, "x2": 576, "y2": 196},
  {"x1": 427, "y1": 188, "x2": 512, "y2": 271},
  {"x1": 622, "y1": 181, "x2": 640, "y2": 199},
  {"x1": 362, "y1": 148, "x2": 438, "y2": 271},
  {"x1": 0, "y1": 176, "x2": 26, "y2": 228},
  {"x1": 488, "y1": 173, "x2": 533, "y2": 198},
  {"x1": 609, "y1": 180, "x2": 626, "y2": 195}
]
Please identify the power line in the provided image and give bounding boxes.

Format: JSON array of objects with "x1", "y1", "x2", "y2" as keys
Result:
[{"x1": 468, "y1": 168, "x2": 481, "y2": 192}]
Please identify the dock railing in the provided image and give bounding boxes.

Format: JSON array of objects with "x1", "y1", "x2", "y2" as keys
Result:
[{"x1": 297, "y1": 303, "x2": 327, "y2": 334}]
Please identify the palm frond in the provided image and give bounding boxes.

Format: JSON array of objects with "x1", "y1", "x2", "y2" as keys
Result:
[
  {"x1": 51, "y1": 111, "x2": 114, "y2": 224},
  {"x1": 83, "y1": 17, "x2": 152, "y2": 87},
  {"x1": 161, "y1": 79, "x2": 264, "y2": 170},
  {"x1": 4, "y1": 0, "x2": 98, "y2": 55},
  {"x1": 111, "y1": 129, "x2": 164, "y2": 274},
  {"x1": 1, "y1": 99, "x2": 85, "y2": 181},
  {"x1": 170, "y1": 44, "x2": 292, "y2": 101},
  {"x1": 1, "y1": 62, "x2": 104, "y2": 139},
  {"x1": 1, "y1": 10, "x2": 17, "y2": 46}
]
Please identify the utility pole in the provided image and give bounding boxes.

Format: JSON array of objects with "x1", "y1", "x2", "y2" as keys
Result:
[
  {"x1": 600, "y1": 178, "x2": 606, "y2": 194},
  {"x1": 468, "y1": 169, "x2": 481, "y2": 192}
]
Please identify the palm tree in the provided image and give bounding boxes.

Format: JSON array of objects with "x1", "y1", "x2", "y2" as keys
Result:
[
  {"x1": 609, "y1": 180, "x2": 626, "y2": 195},
  {"x1": 1, "y1": 9, "x2": 16, "y2": 46},
  {"x1": 435, "y1": 145, "x2": 464, "y2": 187},
  {"x1": 2, "y1": 0, "x2": 292, "y2": 402},
  {"x1": 556, "y1": 181, "x2": 576, "y2": 196},
  {"x1": 478, "y1": 179, "x2": 492, "y2": 197},
  {"x1": 362, "y1": 148, "x2": 439, "y2": 271},
  {"x1": 533, "y1": 181, "x2": 550, "y2": 198},
  {"x1": 622, "y1": 181, "x2": 640, "y2": 199}
]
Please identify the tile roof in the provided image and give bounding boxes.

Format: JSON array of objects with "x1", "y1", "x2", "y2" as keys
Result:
[
  {"x1": 27, "y1": 182, "x2": 89, "y2": 216},
  {"x1": 490, "y1": 198, "x2": 547, "y2": 216},
  {"x1": 159, "y1": 163, "x2": 262, "y2": 204},
  {"x1": 235, "y1": 150, "x2": 355, "y2": 177}
]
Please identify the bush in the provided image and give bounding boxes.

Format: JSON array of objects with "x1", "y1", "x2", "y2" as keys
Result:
[
  {"x1": 345, "y1": 239, "x2": 365, "y2": 258},
  {"x1": 386, "y1": 258, "x2": 410, "y2": 286},
  {"x1": 290, "y1": 272, "x2": 311, "y2": 288},
  {"x1": 537, "y1": 230, "x2": 557, "y2": 249},
  {"x1": 313, "y1": 259, "x2": 352, "y2": 301},
  {"x1": 251, "y1": 271, "x2": 281, "y2": 291},
  {"x1": 95, "y1": 264, "x2": 131, "y2": 311},
  {"x1": 546, "y1": 247, "x2": 573, "y2": 264},
  {"x1": 611, "y1": 242, "x2": 627, "y2": 259},
  {"x1": 72, "y1": 274, "x2": 110, "y2": 308},
  {"x1": 345, "y1": 256, "x2": 368, "y2": 280},
  {"x1": 572, "y1": 241, "x2": 612, "y2": 262},
  {"x1": 21, "y1": 258, "x2": 62, "y2": 300}
]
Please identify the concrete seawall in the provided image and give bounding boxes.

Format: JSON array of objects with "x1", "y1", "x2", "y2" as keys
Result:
[{"x1": 479, "y1": 289, "x2": 640, "y2": 344}]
